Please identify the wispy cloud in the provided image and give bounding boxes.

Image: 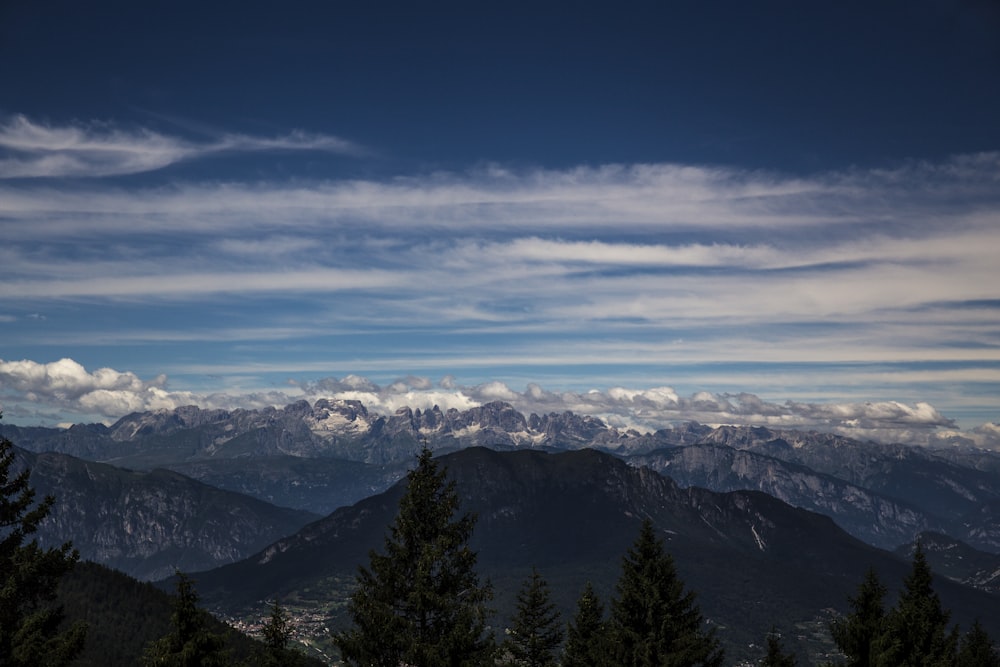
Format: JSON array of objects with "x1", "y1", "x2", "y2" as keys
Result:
[
  {"x1": 2, "y1": 116, "x2": 999, "y2": 440},
  {"x1": 0, "y1": 115, "x2": 365, "y2": 178}
]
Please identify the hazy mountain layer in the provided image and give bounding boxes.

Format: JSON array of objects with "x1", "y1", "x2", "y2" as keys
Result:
[
  {"x1": 15, "y1": 446, "x2": 319, "y2": 580},
  {"x1": 6, "y1": 400, "x2": 1000, "y2": 556}
]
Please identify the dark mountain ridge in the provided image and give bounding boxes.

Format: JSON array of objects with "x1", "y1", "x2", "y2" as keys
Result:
[{"x1": 191, "y1": 447, "x2": 1000, "y2": 665}]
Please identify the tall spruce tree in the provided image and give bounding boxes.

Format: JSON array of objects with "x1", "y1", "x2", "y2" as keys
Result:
[
  {"x1": 334, "y1": 446, "x2": 494, "y2": 666},
  {"x1": 760, "y1": 627, "x2": 796, "y2": 667},
  {"x1": 502, "y1": 568, "x2": 563, "y2": 667},
  {"x1": 877, "y1": 543, "x2": 958, "y2": 667},
  {"x1": 141, "y1": 572, "x2": 229, "y2": 666},
  {"x1": 259, "y1": 599, "x2": 308, "y2": 666},
  {"x1": 829, "y1": 567, "x2": 887, "y2": 667},
  {"x1": 957, "y1": 620, "x2": 1000, "y2": 667},
  {"x1": 0, "y1": 431, "x2": 87, "y2": 666},
  {"x1": 563, "y1": 582, "x2": 609, "y2": 667},
  {"x1": 608, "y1": 518, "x2": 724, "y2": 667},
  {"x1": 262, "y1": 599, "x2": 292, "y2": 653}
]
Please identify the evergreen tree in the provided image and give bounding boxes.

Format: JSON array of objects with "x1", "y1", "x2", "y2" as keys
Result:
[
  {"x1": 608, "y1": 518, "x2": 724, "y2": 667},
  {"x1": 760, "y1": 627, "x2": 796, "y2": 667},
  {"x1": 829, "y1": 567, "x2": 887, "y2": 667},
  {"x1": 0, "y1": 431, "x2": 87, "y2": 666},
  {"x1": 142, "y1": 572, "x2": 229, "y2": 666},
  {"x1": 333, "y1": 446, "x2": 494, "y2": 667},
  {"x1": 259, "y1": 599, "x2": 307, "y2": 666},
  {"x1": 957, "y1": 620, "x2": 1000, "y2": 667},
  {"x1": 563, "y1": 582, "x2": 609, "y2": 667},
  {"x1": 262, "y1": 599, "x2": 292, "y2": 652},
  {"x1": 502, "y1": 568, "x2": 563, "y2": 667},
  {"x1": 877, "y1": 543, "x2": 958, "y2": 667}
]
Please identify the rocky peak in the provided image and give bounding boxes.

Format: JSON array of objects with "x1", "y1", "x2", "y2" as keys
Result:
[
  {"x1": 448, "y1": 401, "x2": 529, "y2": 432},
  {"x1": 527, "y1": 410, "x2": 611, "y2": 446},
  {"x1": 108, "y1": 405, "x2": 232, "y2": 441}
]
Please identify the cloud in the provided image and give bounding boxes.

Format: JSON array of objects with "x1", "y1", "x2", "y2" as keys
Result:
[
  {"x1": 299, "y1": 377, "x2": 995, "y2": 449},
  {"x1": 0, "y1": 358, "x2": 180, "y2": 417},
  {"x1": 5, "y1": 357, "x2": 992, "y2": 447},
  {"x1": 0, "y1": 115, "x2": 364, "y2": 178},
  {"x1": 0, "y1": 267, "x2": 408, "y2": 299},
  {"x1": 2, "y1": 117, "x2": 998, "y2": 444}
]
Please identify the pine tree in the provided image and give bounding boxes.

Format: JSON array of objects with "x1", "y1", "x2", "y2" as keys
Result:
[
  {"x1": 608, "y1": 518, "x2": 724, "y2": 667},
  {"x1": 563, "y1": 582, "x2": 609, "y2": 667},
  {"x1": 829, "y1": 567, "x2": 887, "y2": 667},
  {"x1": 262, "y1": 599, "x2": 292, "y2": 652},
  {"x1": 957, "y1": 620, "x2": 1000, "y2": 667},
  {"x1": 142, "y1": 572, "x2": 229, "y2": 666},
  {"x1": 0, "y1": 431, "x2": 87, "y2": 666},
  {"x1": 259, "y1": 599, "x2": 307, "y2": 666},
  {"x1": 760, "y1": 627, "x2": 796, "y2": 667},
  {"x1": 877, "y1": 543, "x2": 958, "y2": 667},
  {"x1": 502, "y1": 568, "x2": 563, "y2": 667},
  {"x1": 333, "y1": 446, "x2": 494, "y2": 666}
]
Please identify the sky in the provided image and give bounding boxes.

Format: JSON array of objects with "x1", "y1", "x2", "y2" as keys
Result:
[{"x1": 1, "y1": 0, "x2": 999, "y2": 447}]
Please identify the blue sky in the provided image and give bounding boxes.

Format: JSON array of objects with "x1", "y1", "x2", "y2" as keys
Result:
[{"x1": 1, "y1": 1, "x2": 999, "y2": 446}]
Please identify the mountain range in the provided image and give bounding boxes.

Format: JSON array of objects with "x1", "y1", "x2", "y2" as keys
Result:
[
  {"x1": 4, "y1": 399, "x2": 1000, "y2": 663},
  {"x1": 6, "y1": 399, "x2": 1000, "y2": 553},
  {"x1": 190, "y1": 446, "x2": 1000, "y2": 664}
]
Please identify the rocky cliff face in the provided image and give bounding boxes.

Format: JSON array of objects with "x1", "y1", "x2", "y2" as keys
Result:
[
  {"x1": 631, "y1": 444, "x2": 936, "y2": 549},
  {"x1": 3, "y1": 400, "x2": 659, "y2": 466},
  {"x1": 13, "y1": 446, "x2": 318, "y2": 581},
  {"x1": 685, "y1": 424, "x2": 1000, "y2": 552}
]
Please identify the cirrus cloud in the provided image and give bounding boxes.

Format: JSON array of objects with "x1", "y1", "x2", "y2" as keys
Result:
[{"x1": 0, "y1": 115, "x2": 365, "y2": 179}]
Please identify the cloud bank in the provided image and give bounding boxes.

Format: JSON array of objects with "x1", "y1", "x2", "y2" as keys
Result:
[{"x1": 2, "y1": 358, "x2": 995, "y2": 450}]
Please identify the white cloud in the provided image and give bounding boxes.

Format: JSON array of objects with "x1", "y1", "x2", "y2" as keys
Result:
[
  {"x1": 1, "y1": 117, "x2": 998, "y2": 446},
  {"x1": 0, "y1": 115, "x2": 364, "y2": 179},
  {"x1": 0, "y1": 358, "x2": 182, "y2": 418},
  {"x1": 2, "y1": 358, "x2": 997, "y2": 448}
]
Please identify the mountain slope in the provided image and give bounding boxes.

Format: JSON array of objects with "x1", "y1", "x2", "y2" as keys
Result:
[
  {"x1": 192, "y1": 448, "x2": 1000, "y2": 664},
  {"x1": 55, "y1": 560, "x2": 304, "y2": 667},
  {"x1": 631, "y1": 444, "x2": 939, "y2": 550},
  {"x1": 696, "y1": 424, "x2": 1000, "y2": 551},
  {"x1": 15, "y1": 446, "x2": 319, "y2": 580},
  {"x1": 167, "y1": 455, "x2": 404, "y2": 515},
  {"x1": 895, "y1": 532, "x2": 1000, "y2": 595}
]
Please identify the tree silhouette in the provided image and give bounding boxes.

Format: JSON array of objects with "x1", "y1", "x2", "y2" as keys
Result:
[
  {"x1": 0, "y1": 431, "x2": 87, "y2": 666},
  {"x1": 563, "y1": 582, "x2": 609, "y2": 667},
  {"x1": 334, "y1": 446, "x2": 494, "y2": 666},
  {"x1": 259, "y1": 598, "x2": 309, "y2": 666},
  {"x1": 829, "y1": 567, "x2": 887, "y2": 667},
  {"x1": 142, "y1": 572, "x2": 228, "y2": 666},
  {"x1": 760, "y1": 627, "x2": 796, "y2": 667},
  {"x1": 502, "y1": 567, "x2": 563, "y2": 666},
  {"x1": 878, "y1": 543, "x2": 958, "y2": 666},
  {"x1": 957, "y1": 620, "x2": 1000, "y2": 667},
  {"x1": 608, "y1": 518, "x2": 724, "y2": 667}
]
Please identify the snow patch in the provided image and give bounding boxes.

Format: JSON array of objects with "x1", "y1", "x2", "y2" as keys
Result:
[{"x1": 750, "y1": 524, "x2": 767, "y2": 551}]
